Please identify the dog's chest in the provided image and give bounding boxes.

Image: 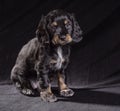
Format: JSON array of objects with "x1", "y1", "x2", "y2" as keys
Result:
[
  {"x1": 56, "y1": 47, "x2": 64, "y2": 69},
  {"x1": 50, "y1": 47, "x2": 65, "y2": 70}
]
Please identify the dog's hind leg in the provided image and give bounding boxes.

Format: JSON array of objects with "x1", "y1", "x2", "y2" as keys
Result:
[{"x1": 11, "y1": 65, "x2": 35, "y2": 96}]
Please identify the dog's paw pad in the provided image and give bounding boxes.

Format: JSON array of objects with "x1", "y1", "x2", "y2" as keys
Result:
[
  {"x1": 60, "y1": 89, "x2": 74, "y2": 97},
  {"x1": 40, "y1": 92, "x2": 57, "y2": 102}
]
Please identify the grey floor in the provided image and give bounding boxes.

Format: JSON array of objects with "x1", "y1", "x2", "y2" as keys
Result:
[{"x1": 0, "y1": 85, "x2": 120, "y2": 111}]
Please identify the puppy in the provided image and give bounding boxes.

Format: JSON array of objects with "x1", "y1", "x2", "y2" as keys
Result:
[{"x1": 11, "y1": 9, "x2": 83, "y2": 102}]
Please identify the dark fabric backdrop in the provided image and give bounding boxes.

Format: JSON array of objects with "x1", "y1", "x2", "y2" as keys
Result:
[{"x1": 0, "y1": 0, "x2": 120, "y2": 88}]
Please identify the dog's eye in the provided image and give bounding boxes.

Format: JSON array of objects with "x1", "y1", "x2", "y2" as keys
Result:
[{"x1": 51, "y1": 22, "x2": 57, "y2": 27}]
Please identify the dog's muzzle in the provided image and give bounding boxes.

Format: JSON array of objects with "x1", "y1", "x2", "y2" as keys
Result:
[{"x1": 52, "y1": 34, "x2": 72, "y2": 45}]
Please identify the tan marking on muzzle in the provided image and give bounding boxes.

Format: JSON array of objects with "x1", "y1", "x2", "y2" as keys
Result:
[
  {"x1": 52, "y1": 35, "x2": 60, "y2": 45},
  {"x1": 65, "y1": 34, "x2": 72, "y2": 42}
]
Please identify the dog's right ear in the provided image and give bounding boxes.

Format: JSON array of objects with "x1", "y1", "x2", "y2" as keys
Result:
[{"x1": 36, "y1": 15, "x2": 49, "y2": 43}]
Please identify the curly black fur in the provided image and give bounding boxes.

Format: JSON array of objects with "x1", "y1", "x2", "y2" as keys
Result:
[{"x1": 11, "y1": 9, "x2": 83, "y2": 102}]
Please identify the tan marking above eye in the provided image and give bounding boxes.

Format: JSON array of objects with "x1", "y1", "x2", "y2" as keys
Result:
[
  {"x1": 51, "y1": 21, "x2": 57, "y2": 26},
  {"x1": 64, "y1": 20, "x2": 68, "y2": 24}
]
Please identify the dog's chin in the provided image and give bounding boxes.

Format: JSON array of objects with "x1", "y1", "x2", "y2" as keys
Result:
[
  {"x1": 52, "y1": 34, "x2": 72, "y2": 45},
  {"x1": 59, "y1": 40, "x2": 71, "y2": 45}
]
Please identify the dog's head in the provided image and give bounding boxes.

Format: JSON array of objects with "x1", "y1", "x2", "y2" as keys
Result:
[{"x1": 36, "y1": 10, "x2": 83, "y2": 45}]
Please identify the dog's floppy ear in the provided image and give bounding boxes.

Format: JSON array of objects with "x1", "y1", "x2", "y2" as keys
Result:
[
  {"x1": 70, "y1": 14, "x2": 83, "y2": 42},
  {"x1": 36, "y1": 15, "x2": 49, "y2": 44}
]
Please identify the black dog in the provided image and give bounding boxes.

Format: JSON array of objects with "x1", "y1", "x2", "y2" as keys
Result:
[{"x1": 11, "y1": 10, "x2": 83, "y2": 102}]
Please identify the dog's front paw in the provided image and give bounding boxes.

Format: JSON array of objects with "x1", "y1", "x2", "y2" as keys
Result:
[
  {"x1": 60, "y1": 88, "x2": 74, "y2": 97},
  {"x1": 40, "y1": 91, "x2": 57, "y2": 102}
]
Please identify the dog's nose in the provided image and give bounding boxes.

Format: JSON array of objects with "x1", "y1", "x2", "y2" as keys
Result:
[{"x1": 60, "y1": 35, "x2": 66, "y2": 40}]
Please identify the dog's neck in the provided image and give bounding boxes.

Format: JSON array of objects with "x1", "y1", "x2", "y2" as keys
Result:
[{"x1": 49, "y1": 44, "x2": 70, "y2": 56}]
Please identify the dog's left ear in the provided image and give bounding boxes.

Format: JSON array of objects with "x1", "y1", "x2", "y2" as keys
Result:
[
  {"x1": 70, "y1": 14, "x2": 83, "y2": 42},
  {"x1": 36, "y1": 15, "x2": 49, "y2": 44}
]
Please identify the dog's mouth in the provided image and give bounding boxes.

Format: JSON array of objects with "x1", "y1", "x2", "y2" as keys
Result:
[{"x1": 52, "y1": 34, "x2": 72, "y2": 45}]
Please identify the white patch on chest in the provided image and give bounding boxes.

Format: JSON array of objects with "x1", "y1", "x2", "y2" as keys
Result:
[{"x1": 55, "y1": 47, "x2": 64, "y2": 70}]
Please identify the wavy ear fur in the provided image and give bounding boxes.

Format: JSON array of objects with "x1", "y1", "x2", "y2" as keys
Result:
[
  {"x1": 36, "y1": 15, "x2": 49, "y2": 44},
  {"x1": 70, "y1": 14, "x2": 83, "y2": 42}
]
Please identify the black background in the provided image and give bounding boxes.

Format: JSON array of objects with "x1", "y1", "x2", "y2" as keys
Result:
[{"x1": 0, "y1": 0, "x2": 120, "y2": 88}]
